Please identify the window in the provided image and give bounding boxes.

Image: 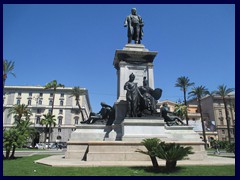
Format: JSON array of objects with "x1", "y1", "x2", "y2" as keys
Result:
[
  {"x1": 50, "y1": 93, "x2": 53, "y2": 97},
  {"x1": 49, "y1": 100, "x2": 53, "y2": 106},
  {"x1": 59, "y1": 109, "x2": 63, "y2": 114},
  {"x1": 222, "y1": 130, "x2": 225, "y2": 134},
  {"x1": 39, "y1": 100, "x2": 42, "y2": 105},
  {"x1": 58, "y1": 128, "x2": 61, "y2": 133},
  {"x1": 60, "y1": 100, "x2": 64, "y2": 106},
  {"x1": 17, "y1": 99, "x2": 21, "y2": 105},
  {"x1": 39, "y1": 93, "x2": 43, "y2": 97},
  {"x1": 29, "y1": 92, "x2": 32, "y2": 96},
  {"x1": 75, "y1": 119, "x2": 79, "y2": 125},
  {"x1": 219, "y1": 110, "x2": 223, "y2": 117},
  {"x1": 60, "y1": 93, "x2": 64, "y2": 97},
  {"x1": 37, "y1": 109, "x2": 41, "y2": 114},
  {"x1": 48, "y1": 109, "x2": 52, "y2": 114},
  {"x1": 58, "y1": 117, "x2": 62, "y2": 125},
  {"x1": 220, "y1": 119, "x2": 224, "y2": 125},
  {"x1": 36, "y1": 116, "x2": 40, "y2": 124},
  {"x1": 18, "y1": 92, "x2": 21, "y2": 96},
  {"x1": 28, "y1": 100, "x2": 31, "y2": 105}
]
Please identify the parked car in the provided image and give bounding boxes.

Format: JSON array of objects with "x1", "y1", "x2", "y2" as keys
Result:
[{"x1": 35, "y1": 143, "x2": 46, "y2": 149}]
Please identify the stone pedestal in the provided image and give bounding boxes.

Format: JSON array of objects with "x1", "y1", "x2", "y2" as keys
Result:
[
  {"x1": 113, "y1": 44, "x2": 158, "y2": 127},
  {"x1": 65, "y1": 44, "x2": 207, "y2": 162},
  {"x1": 122, "y1": 117, "x2": 166, "y2": 141},
  {"x1": 70, "y1": 125, "x2": 116, "y2": 142},
  {"x1": 65, "y1": 117, "x2": 207, "y2": 161},
  {"x1": 113, "y1": 44, "x2": 158, "y2": 102}
]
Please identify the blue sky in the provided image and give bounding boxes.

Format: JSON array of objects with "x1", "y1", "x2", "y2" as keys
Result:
[{"x1": 3, "y1": 4, "x2": 235, "y2": 112}]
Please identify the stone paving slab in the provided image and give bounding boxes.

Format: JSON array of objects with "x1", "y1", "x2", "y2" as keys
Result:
[{"x1": 35, "y1": 155, "x2": 235, "y2": 167}]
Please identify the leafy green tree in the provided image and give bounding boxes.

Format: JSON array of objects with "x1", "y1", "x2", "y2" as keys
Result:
[
  {"x1": 212, "y1": 85, "x2": 234, "y2": 143},
  {"x1": 175, "y1": 76, "x2": 195, "y2": 125},
  {"x1": 136, "y1": 138, "x2": 160, "y2": 168},
  {"x1": 3, "y1": 128, "x2": 19, "y2": 159},
  {"x1": 44, "y1": 80, "x2": 65, "y2": 115},
  {"x1": 40, "y1": 114, "x2": 56, "y2": 144},
  {"x1": 174, "y1": 103, "x2": 187, "y2": 120},
  {"x1": 154, "y1": 142, "x2": 193, "y2": 170},
  {"x1": 226, "y1": 142, "x2": 235, "y2": 154},
  {"x1": 8, "y1": 104, "x2": 32, "y2": 123},
  {"x1": 188, "y1": 85, "x2": 209, "y2": 149},
  {"x1": 10, "y1": 119, "x2": 34, "y2": 158},
  {"x1": 4, "y1": 104, "x2": 34, "y2": 159},
  {"x1": 7, "y1": 104, "x2": 33, "y2": 158},
  {"x1": 3, "y1": 59, "x2": 16, "y2": 88},
  {"x1": 69, "y1": 86, "x2": 86, "y2": 121}
]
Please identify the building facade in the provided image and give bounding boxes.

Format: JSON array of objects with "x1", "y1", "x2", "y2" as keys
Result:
[
  {"x1": 188, "y1": 92, "x2": 235, "y2": 142},
  {"x1": 3, "y1": 86, "x2": 91, "y2": 144},
  {"x1": 158, "y1": 100, "x2": 218, "y2": 147}
]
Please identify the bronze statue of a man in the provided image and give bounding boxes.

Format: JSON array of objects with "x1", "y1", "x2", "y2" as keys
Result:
[{"x1": 124, "y1": 8, "x2": 144, "y2": 44}]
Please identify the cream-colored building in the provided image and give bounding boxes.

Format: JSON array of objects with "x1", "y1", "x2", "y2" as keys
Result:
[
  {"x1": 188, "y1": 92, "x2": 235, "y2": 142},
  {"x1": 3, "y1": 86, "x2": 91, "y2": 144},
  {"x1": 158, "y1": 100, "x2": 218, "y2": 147}
]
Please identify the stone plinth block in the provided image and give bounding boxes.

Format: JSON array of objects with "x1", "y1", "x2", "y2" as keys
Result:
[
  {"x1": 113, "y1": 44, "x2": 158, "y2": 70},
  {"x1": 122, "y1": 117, "x2": 167, "y2": 142},
  {"x1": 113, "y1": 44, "x2": 158, "y2": 101},
  {"x1": 69, "y1": 125, "x2": 116, "y2": 142}
]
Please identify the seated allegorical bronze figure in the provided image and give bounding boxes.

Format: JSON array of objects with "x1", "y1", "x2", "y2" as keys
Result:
[
  {"x1": 160, "y1": 103, "x2": 185, "y2": 126},
  {"x1": 81, "y1": 102, "x2": 115, "y2": 125}
]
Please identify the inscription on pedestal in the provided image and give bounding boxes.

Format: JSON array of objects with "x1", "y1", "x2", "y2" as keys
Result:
[{"x1": 128, "y1": 65, "x2": 147, "y2": 86}]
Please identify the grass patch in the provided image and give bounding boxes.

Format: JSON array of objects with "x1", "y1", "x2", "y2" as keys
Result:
[{"x1": 3, "y1": 155, "x2": 235, "y2": 176}]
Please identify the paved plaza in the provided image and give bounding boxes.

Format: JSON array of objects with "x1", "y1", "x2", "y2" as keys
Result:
[{"x1": 35, "y1": 154, "x2": 235, "y2": 167}]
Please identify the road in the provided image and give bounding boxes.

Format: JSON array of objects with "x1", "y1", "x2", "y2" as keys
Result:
[{"x1": 3, "y1": 148, "x2": 66, "y2": 157}]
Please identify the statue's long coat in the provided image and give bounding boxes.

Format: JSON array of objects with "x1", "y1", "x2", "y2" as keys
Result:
[{"x1": 124, "y1": 14, "x2": 144, "y2": 41}]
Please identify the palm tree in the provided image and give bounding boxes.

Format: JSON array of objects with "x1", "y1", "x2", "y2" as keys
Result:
[
  {"x1": 174, "y1": 103, "x2": 187, "y2": 120},
  {"x1": 136, "y1": 138, "x2": 160, "y2": 168},
  {"x1": 40, "y1": 114, "x2": 56, "y2": 145},
  {"x1": 7, "y1": 104, "x2": 32, "y2": 123},
  {"x1": 188, "y1": 86, "x2": 209, "y2": 149},
  {"x1": 212, "y1": 85, "x2": 235, "y2": 143},
  {"x1": 175, "y1": 76, "x2": 195, "y2": 125},
  {"x1": 3, "y1": 59, "x2": 16, "y2": 88},
  {"x1": 154, "y1": 142, "x2": 193, "y2": 171},
  {"x1": 10, "y1": 119, "x2": 34, "y2": 158},
  {"x1": 3, "y1": 128, "x2": 19, "y2": 159},
  {"x1": 69, "y1": 86, "x2": 86, "y2": 121},
  {"x1": 7, "y1": 104, "x2": 33, "y2": 158},
  {"x1": 44, "y1": 80, "x2": 65, "y2": 115}
]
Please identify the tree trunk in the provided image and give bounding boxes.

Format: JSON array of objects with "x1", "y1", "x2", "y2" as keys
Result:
[
  {"x1": 199, "y1": 100, "x2": 208, "y2": 149},
  {"x1": 183, "y1": 89, "x2": 189, "y2": 125},
  {"x1": 44, "y1": 127, "x2": 47, "y2": 143},
  {"x1": 223, "y1": 98, "x2": 231, "y2": 143},
  {"x1": 77, "y1": 100, "x2": 85, "y2": 121},
  {"x1": 150, "y1": 156, "x2": 159, "y2": 168},
  {"x1": 10, "y1": 145, "x2": 16, "y2": 159},
  {"x1": 48, "y1": 126, "x2": 51, "y2": 148},
  {"x1": 166, "y1": 160, "x2": 177, "y2": 170},
  {"x1": 51, "y1": 93, "x2": 55, "y2": 115},
  {"x1": 5, "y1": 147, "x2": 11, "y2": 159}
]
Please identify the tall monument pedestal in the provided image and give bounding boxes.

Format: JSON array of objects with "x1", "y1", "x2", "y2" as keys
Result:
[
  {"x1": 65, "y1": 44, "x2": 207, "y2": 162},
  {"x1": 113, "y1": 44, "x2": 158, "y2": 137},
  {"x1": 65, "y1": 118, "x2": 207, "y2": 161}
]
